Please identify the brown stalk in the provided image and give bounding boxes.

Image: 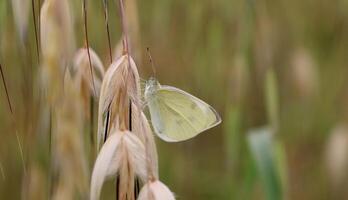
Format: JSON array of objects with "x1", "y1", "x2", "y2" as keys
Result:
[
  {"x1": 83, "y1": 0, "x2": 97, "y2": 97},
  {"x1": 0, "y1": 63, "x2": 13, "y2": 114},
  {"x1": 90, "y1": 96, "x2": 95, "y2": 147},
  {"x1": 31, "y1": 0, "x2": 40, "y2": 62},
  {"x1": 102, "y1": 0, "x2": 113, "y2": 63},
  {"x1": 38, "y1": 0, "x2": 41, "y2": 36}
]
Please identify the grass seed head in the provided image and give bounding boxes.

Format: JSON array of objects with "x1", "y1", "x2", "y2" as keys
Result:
[
  {"x1": 138, "y1": 180, "x2": 176, "y2": 200},
  {"x1": 90, "y1": 131, "x2": 147, "y2": 200},
  {"x1": 73, "y1": 47, "x2": 105, "y2": 118},
  {"x1": 53, "y1": 72, "x2": 89, "y2": 196},
  {"x1": 97, "y1": 54, "x2": 140, "y2": 150},
  {"x1": 11, "y1": 0, "x2": 30, "y2": 42}
]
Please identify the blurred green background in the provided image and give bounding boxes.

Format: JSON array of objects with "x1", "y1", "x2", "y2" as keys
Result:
[{"x1": 1, "y1": 0, "x2": 348, "y2": 199}]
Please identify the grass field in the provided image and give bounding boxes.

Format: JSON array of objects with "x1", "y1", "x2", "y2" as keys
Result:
[{"x1": 1, "y1": 0, "x2": 348, "y2": 199}]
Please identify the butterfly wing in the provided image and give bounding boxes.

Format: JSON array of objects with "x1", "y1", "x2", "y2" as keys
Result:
[{"x1": 147, "y1": 85, "x2": 221, "y2": 142}]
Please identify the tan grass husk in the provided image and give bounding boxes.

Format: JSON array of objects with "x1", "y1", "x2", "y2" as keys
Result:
[
  {"x1": 52, "y1": 72, "x2": 89, "y2": 196},
  {"x1": 138, "y1": 180, "x2": 176, "y2": 200},
  {"x1": 73, "y1": 47, "x2": 105, "y2": 99},
  {"x1": 40, "y1": 0, "x2": 75, "y2": 66},
  {"x1": 73, "y1": 47, "x2": 105, "y2": 119},
  {"x1": 326, "y1": 123, "x2": 348, "y2": 188},
  {"x1": 97, "y1": 54, "x2": 140, "y2": 150},
  {"x1": 90, "y1": 130, "x2": 147, "y2": 200},
  {"x1": 290, "y1": 47, "x2": 319, "y2": 98},
  {"x1": 40, "y1": 0, "x2": 75, "y2": 103},
  {"x1": 11, "y1": 0, "x2": 30, "y2": 42},
  {"x1": 132, "y1": 103, "x2": 158, "y2": 179},
  {"x1": 21, "y1": 164, "x2": 47, "y2": 200}
]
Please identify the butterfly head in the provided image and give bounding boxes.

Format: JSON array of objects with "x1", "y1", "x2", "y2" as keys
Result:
[{"x1": 145, "y1": 77, "x2": 160, "y2": 98}]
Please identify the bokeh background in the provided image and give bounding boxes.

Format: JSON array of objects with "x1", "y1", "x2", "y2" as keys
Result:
[{"x1": 1, "y1": 0, "x2": 348, "y2": 199}]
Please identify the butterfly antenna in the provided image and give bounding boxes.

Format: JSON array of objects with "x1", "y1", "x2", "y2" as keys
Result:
[{"x1": 146, "y1": 47, "x2": 156, "y2": 77}]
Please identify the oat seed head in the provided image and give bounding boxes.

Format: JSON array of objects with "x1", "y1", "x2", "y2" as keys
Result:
[
  {"x1": 97, "y1": 54, "x2": 140, "y2": 150},
  {"x1": 90, "y1": 131, "x2": 147, "y2": 200},
  {"x1": 138, "y1": 180, "x2": 176, "y2": 200}
]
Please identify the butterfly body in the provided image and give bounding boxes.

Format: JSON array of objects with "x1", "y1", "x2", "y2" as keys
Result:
[{"x1": 144, "y1": 77, "x2": 221, "y2": 142}]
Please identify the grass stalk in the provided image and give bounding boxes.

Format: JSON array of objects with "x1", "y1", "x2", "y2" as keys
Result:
[
  {"x1": 102, "y1": 0, "x2": 113, "y2": 63},
  {"x1": 0, "y1": 63, "x2": 13, "y2": 113},
  {"x1": 90, "y1": 96, "x2": 94, "y2": 149},
  {"x1": 31, "y1": 0, "x2": 40, "y2": 62},
  {"x1": 83, "y1": 0, "x2": 97, "y2": 97}
]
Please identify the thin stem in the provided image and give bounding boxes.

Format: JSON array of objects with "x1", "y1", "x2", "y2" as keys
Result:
[
  {"x1": 15, "y1": 130, "x2": 26, "y2": 176},
  {"x1": 38, "y1": 0, "x2": 41, "y2": 36},
  {"x1": 0, "y1": 64, "x2": 12, "y2": 113},
  {"x1": 48, "y1": 108, "x2": 53, "y2": 197},
  {"x1": 83, "y1": 0, "x2": 97, "y2": 97},
  {"x1": 31, "y1": 0, "x2": 40, "y2": 63},
  {"x1": 0, "y1": 64, "x2": 26, "y2": 175},
  {"x1": 118, "y1": 0, "x2": 132, "y2": 64},
  {"x1": 90, "y1": 97, "x2": 94, "y2": 147},
  {"x1": 102, "y1": 0, "x2": 113, "y2": 63}
]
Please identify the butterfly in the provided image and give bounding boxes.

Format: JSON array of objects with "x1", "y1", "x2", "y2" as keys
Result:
[{"x1": 144, "y1": 77, "x2": 221, "y2": 142}]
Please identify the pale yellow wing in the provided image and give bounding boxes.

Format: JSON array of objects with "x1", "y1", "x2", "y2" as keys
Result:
[{"x1": 147, "y1": 85, "x2": 221, "y2": 142}]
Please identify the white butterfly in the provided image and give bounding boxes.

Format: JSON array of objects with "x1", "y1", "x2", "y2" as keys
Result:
[{"x1": 144, "y1": 77, "x2": 221, "y2": 142}]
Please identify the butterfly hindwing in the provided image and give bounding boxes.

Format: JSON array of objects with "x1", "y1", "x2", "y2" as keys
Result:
[{"x1": 148, "y1": 85, "x2": 221, "y2": 142}]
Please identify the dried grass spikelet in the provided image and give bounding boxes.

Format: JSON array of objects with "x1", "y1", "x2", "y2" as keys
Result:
[
  {"x1": 113, "y1": 38, "x2": 125, "y2": 61},
  {"x1": 51, "y1": 175, "x2": 74, "y2": 200},
  {"x1": 40, "y1": 0, "x2": 75, "y2": 103},
  {"x1": 228, "y1": 54, "x2": 248, "y2": 104},
  {"x1": 132, "y1": 103, "x2": 158, "y2": 179},
  {"x1": 325, "y1": 123, "x2": 348, "y2": 188},
  {"x1": 11, "y1": 0, "x2": 30, "y2": 41},
  {"x1": 40, "y1": 0, "x2": 75, "y2": 65},
  {"x1": 97, "y1": 54, "x2": 140, "y2": 150},
  {"x1": 90, "y1": 130, "x2": 147, "y2": 200},
  {"x1": 254, "y1": 12, "x2": 276, "y2": 73},
  {"x1": 52, "y1": 72, "x2": 89, "y2": 196},
  {"x1": 290, "y1": 47, "x2": 319, "y2": 98},
  {"x1": 138, "y1": 180, "x2": 176, "y2": 200},
  {"x1": 73, "y1": 47, "x2": 105, "y2": 117},
  {"x1": 21, "y1": 164, "x2": 46, "y2": 200}
]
